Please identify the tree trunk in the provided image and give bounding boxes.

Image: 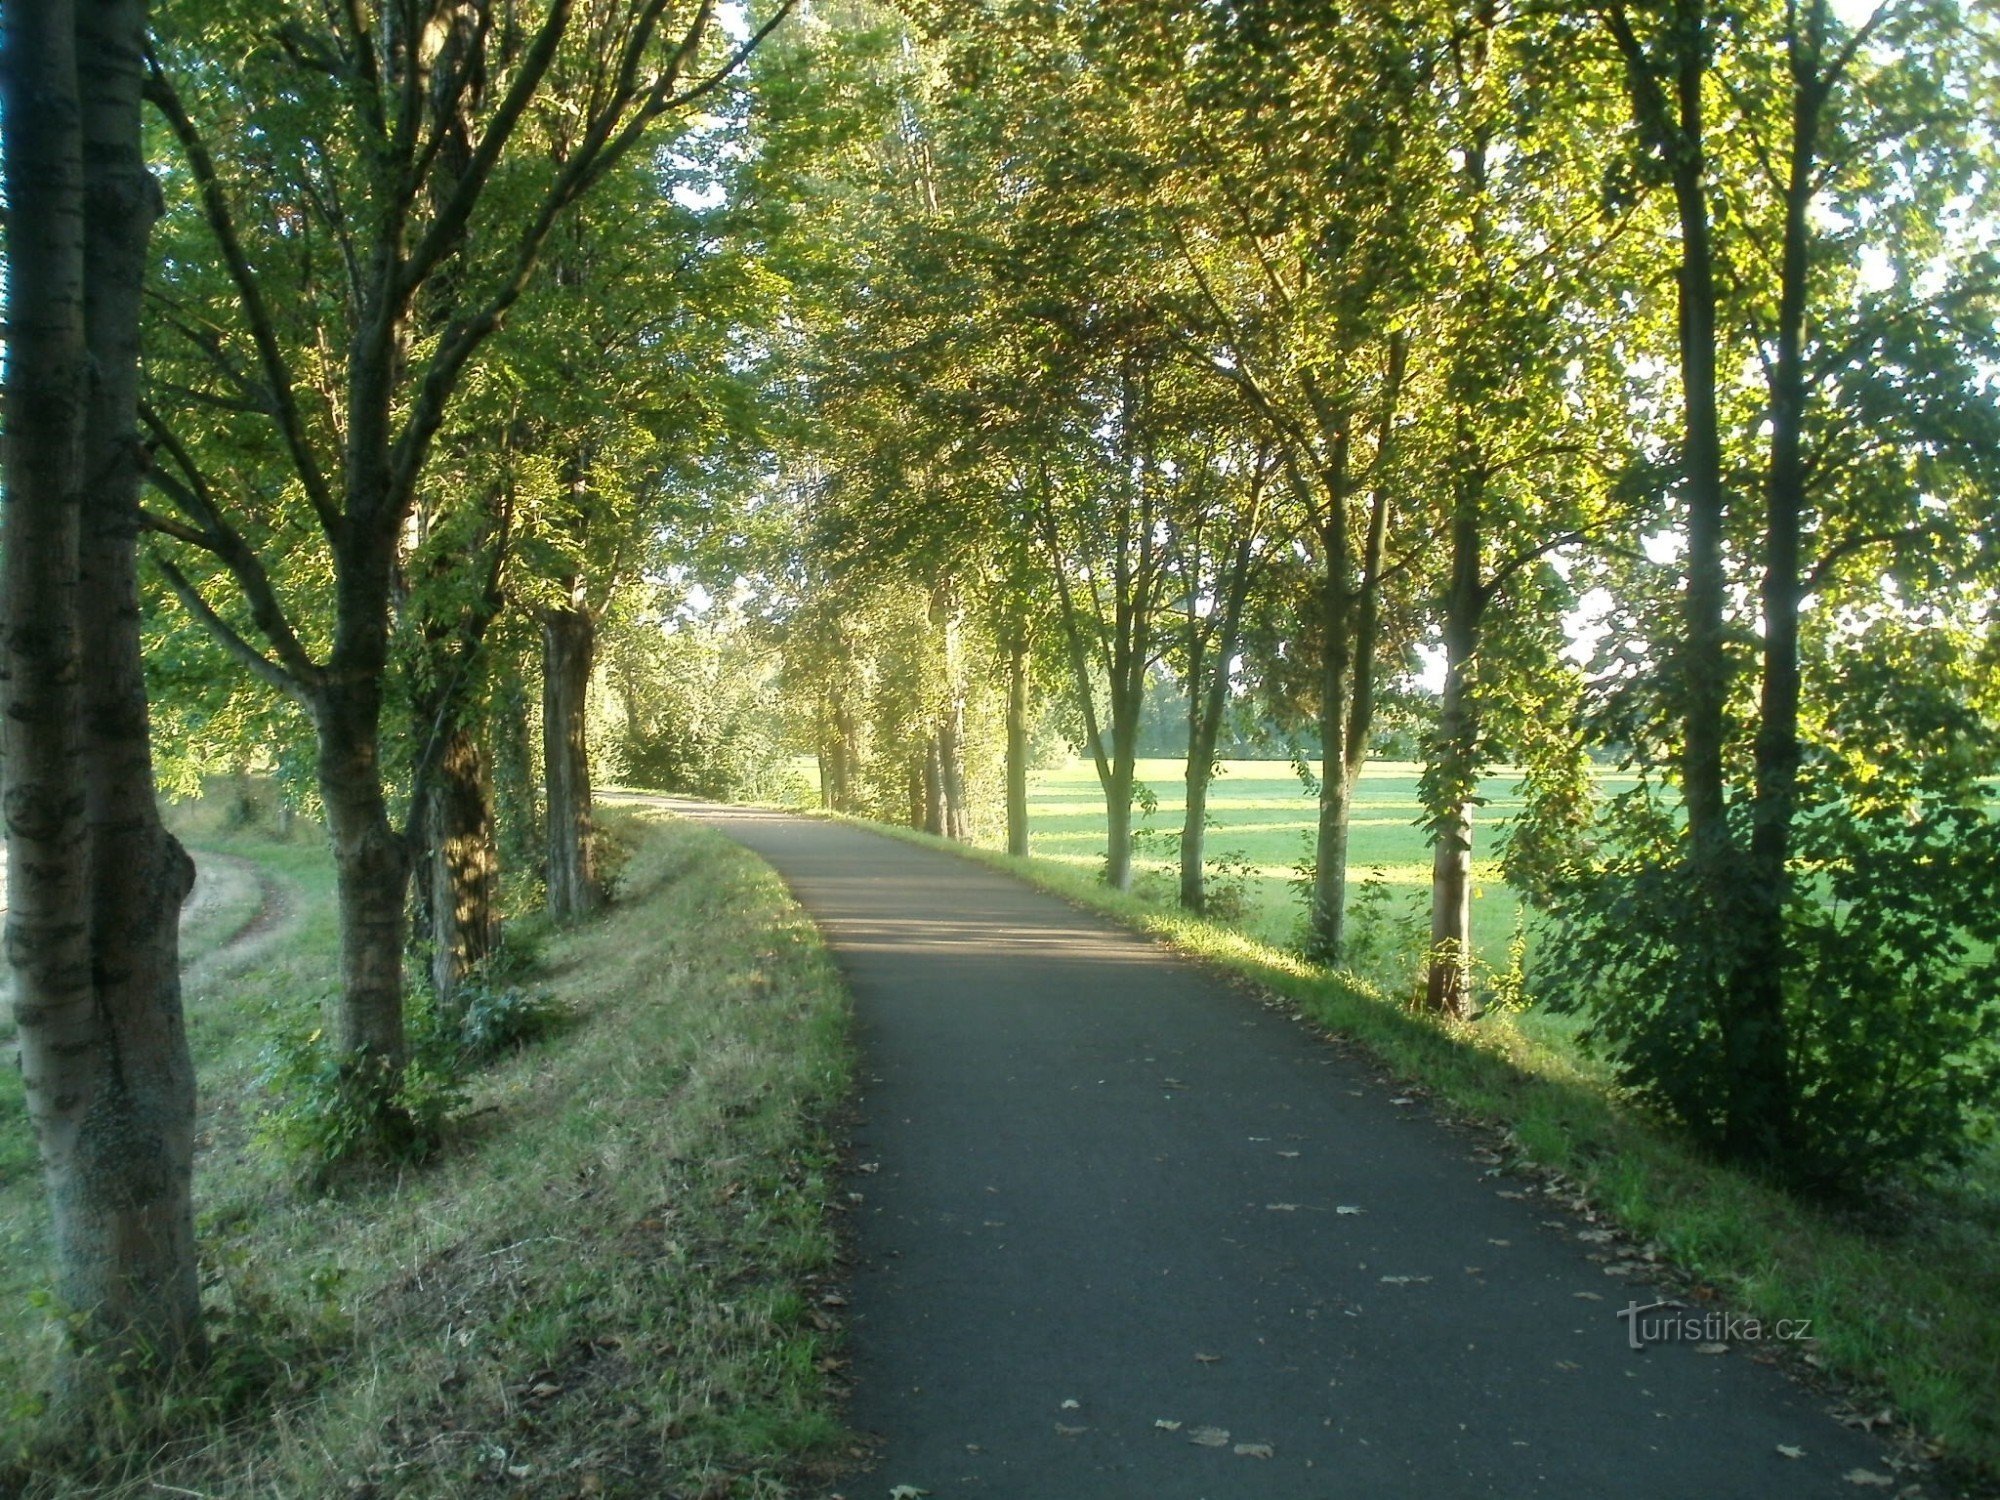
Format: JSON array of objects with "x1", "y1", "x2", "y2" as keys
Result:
[
  {"x1": 1424, "y1": 461, "x2": 1483, "y2": 1019},
  {"x1": 315, "y1": 679, "x2": 410, "y2": 1069},
  {"x1": 1731, "y1": 68, "x2": 1819, "y2": 1166},
  {"x1": 938, "y1": 702, "x2": 970, "y2": 841},
  {"x1": 1424, "y1": 644, "x2": 1477, "y2": 1017},
  {"x1": 73, "y1": 0, "x2": 203, "y2": 1367},
  {"x1": 542, "y1": 604, "x2": 600, "y2": 920},
  {"x1": 830, "y1": 696, "x2": 860, "y2": 814},
  {"x1": 424, "y1": 722, "x2": 498, "y2": 1012},
  {"x1": 493, "y1": 666, "x2": 540, "y2": 885},
  {"x1": 1006, "y1": 633, "x2": 1030, "y2": 857},
  {"x1": 4, "y1": 0, "x2": 203, "y2": 1384},
  {"x1": 922, "y1": 737, "x2": 945, "y2": 836},
  {"x1": 1104, "y1": 761, "x2": 1135, "y2": 893},
  {"x1": 1309, "y1": 557, "x2": 1356, "y2": 961},
  {"x1": 1180, "y1": 753, "x2": 1211, "y2": 912}
]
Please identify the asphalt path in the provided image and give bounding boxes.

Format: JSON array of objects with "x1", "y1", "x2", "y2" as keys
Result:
[{"x1": 664, "y1": 801, "x2": 1914, "y2": 1500}]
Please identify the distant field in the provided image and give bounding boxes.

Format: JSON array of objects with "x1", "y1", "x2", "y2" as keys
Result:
[{"x1": 991, "y1": 757, "x2": 1641, "y2": 970}]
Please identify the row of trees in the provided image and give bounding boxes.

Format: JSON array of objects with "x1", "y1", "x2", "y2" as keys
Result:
[
  {"x1": 4, "y1": 0, "x2": 795, "y2": 1412},
  {"x1": 5, "y1": 0, "x2": 1996, "y2": 1427},
  {"x1": 738, "y1": 0, "x2": 2000, "y2": 1183}
]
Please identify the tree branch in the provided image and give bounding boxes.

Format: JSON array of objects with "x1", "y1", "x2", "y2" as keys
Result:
[
  {"x1": 144, "y1": 51, "x2": 345, "y2": 544},
  {"x1": 149, "y1": 550, "x2": 312, "y2": 706}
]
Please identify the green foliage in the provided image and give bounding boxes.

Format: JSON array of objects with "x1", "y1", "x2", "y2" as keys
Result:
[
  {"x1": 1538, "y1": 771, "x2": 2000, "y2": 1187},
  {"x1": 442, "y1": 978, "x2": 573, "y2": 1064},
  {"x1": 254, "y1": 1026, "x2": 468, "y2": 1186}
]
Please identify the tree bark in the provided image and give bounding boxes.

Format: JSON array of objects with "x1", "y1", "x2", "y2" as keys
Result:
[
  {"x1": 1306, "y1": 337, "x2": 1405, "y2": 964},
  {"x1": 1733, "y1": 41, "x2": 1821, "y2": 1165},
  {"x1": 5, "y1": 0, "x2": 203, "y2": 1383},
  {"x1": 1104, "y1": 760, "x2": 1135, "y2": 893},
  {"x1": 1005, "y1": 632, "x2": 1030, "y2": 857},
  {"x1": 542, "y1": 603, "x2": 600, "y2": 920},
  {"x1": 1424, "y1": 586, "x2": 1478, "y2": 1017},
  {"x1": 1607, "y1": 0, "x2": 1796, "y2": 1161},
  {"x1": 315, "y1": 674, "x2": 410, "y2": 1069},
  {"x1": 1424, "y1": 448, "x2": 1483, "y2": 1019},
  {"x1": 922, "y1": 736, "x2": 945, "y2": 836},
  {"x1": 493, "y1": 665, "x2": 540, "y2": 884},
  {"x1": 424, "y1": 722, "x2": 498, "y2": 1011}
]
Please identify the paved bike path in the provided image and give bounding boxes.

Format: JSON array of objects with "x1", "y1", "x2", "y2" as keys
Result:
[{"x1": 669, "y1": 802, "x2": 1907, "y2": 1499}]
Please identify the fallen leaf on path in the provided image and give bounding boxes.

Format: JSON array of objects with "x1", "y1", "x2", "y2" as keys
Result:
[
  {"x1": 1842, "y1": 1471, "x2": 1895, "y2": 1488},
  {"x1": 888, "y1": 1487, "x2": 929, "y2": 1500},
  {"x1": 1233, "y1": 1443, "x2": 1274, "y2": 1459},
  {"x1": 1390, "y1": 1097, "x2": 1415, "y2": 1106},
  {"x1": 1060, "y1": 1399, "x2": 1080, "y2": 1410},
  {"x1": 1187, "y1": 1426, "x2": 1230, "y2": 1447},
  {"x1": 1055, "y1": 1424, "x2": 1087, "y2": 1436},
  {"x1": 1336, "y1": 1205, "x2": 1365, "y2": 1215},
  {"x1": 1777, "y1": 1445, "x2": 1806, "y2": 1459},
  {"x1": 1194, "y1": 1352, "x2": 1223, "y2": 1364},
  {"x1": 1695, "y1": 1343, "x2": 1730, "y2": 1355},
  {"x1": 1153, "y1": 1419, "x2": 1182, "y2": 1432},
  {"x1": 1266, "y1": 1203, "x2": 1300, "y2": 1212},
  {"x1": 1574, "y1": 1292, "x2": 1603, "y2": 1301},
  {"x1": 1277, "y1": 1150, "x2": 1300, "y2": 1158},
  {"x1": 1379, "y1": 1275, "x2": 1432, "y2": 1285}
]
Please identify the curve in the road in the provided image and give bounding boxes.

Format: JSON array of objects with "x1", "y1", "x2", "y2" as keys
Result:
[{"x1": 665, "y1": 800, "x2": 1917, "y2": 1500}]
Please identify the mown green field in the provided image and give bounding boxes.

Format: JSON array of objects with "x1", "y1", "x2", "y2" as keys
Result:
[{"x1": 998, "y1": 757, "x2": 1640, "y2": 970}]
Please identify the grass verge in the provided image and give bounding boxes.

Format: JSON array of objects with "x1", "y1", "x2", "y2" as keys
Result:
[
  {"x1": 833, "y1": 811, "x2": 2000, "y2": 1493},
  {"x1": 2, "y1": 806, "x2": 853, "y2": 1499}
]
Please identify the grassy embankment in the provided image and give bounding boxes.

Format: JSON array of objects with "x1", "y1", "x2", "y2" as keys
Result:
[
  {"x1": 839, "y1": 755, "x2": 2000, "y2": 1488},
  {"x1": 1, "y1": 805, "x2": 851, "y2": 1499}
]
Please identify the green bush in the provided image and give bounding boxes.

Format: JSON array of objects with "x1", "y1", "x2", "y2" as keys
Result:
[
  {"x1": 253, "y1": 1026, "x2": 466, "y2": 1187},
  {"x1": 1536, "y1": 775, "x2": 2000, "y2": 1189}
]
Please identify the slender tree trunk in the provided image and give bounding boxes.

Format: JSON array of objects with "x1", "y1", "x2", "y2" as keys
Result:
[
  {"x1": 1310, "y1": 559, "x2": 1356, "y2": 961},
  {"x1": 425, "y1": 722, "x2": 498, "y2": 1011},
  {"x1": 1732, "y1": 69, "x2": 1819, "y2": 1165},
  {"x1": 907, "y1": 756, "x2": 926, "y2": 831},
  {"x1": 1424, "y1": 462, "x2": 1483, "y2": 1018},
  {"x1": 1006, "y1": 633, "x2": 1030, "y2": 857},
  {"x1": 1424, "y1": 650, "x2": 1477, "y2": 1016},
  {"x1": 1662, "y1": 16, "x2": 1792, "y2": 1162},
  {"x1": 542, "y1": 604, "x2": 600, "y2": 920},
  {"x1": 922, "y1": 737, "x2": 945, "y2": 836},
  {"x1": 1180, "y1": 753, "x2": 1212, "y2": 911},
  {"x1": 938, "y1": 704, "x2": 970, "y2": 841}
]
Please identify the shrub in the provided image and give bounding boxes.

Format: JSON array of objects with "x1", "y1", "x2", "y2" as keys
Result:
[{"x1": 1536, "y1": 774, "x2": 2000, "y2": 1189}]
